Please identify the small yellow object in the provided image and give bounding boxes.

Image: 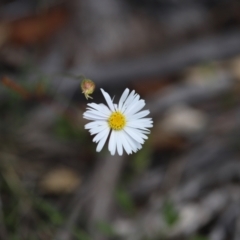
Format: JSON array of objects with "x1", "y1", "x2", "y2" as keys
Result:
[
  {"x1": 81, "y1": 79, "x2": 95, "y2": 100},
  {"x1": 108, "y1": 111, "x2": 126, "y2": 130}
]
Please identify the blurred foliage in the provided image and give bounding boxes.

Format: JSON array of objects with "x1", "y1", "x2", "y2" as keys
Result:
[
  {"x1": 0, "y1": 163, "x2": 65, "y2": 239},
  {"x1": 162, "y1": 200, "x2": 179, "y2": 227},
  {"x1": 74, "y1": 229, "x2": 92, "y2": 240},
  {"x1": 190, "y1": 235, "x2": 209, "y2": 240},
  {"x1": 220, "y1": 91, "x2": 238, "y2": 110},
  {"x1": 53, "y1": 117, "x2": 85, "y2": 142},
  {"x1": 96, "y1": 220, "x2": 116, "y2": 238},
  {"x1": 0, "y1": 90, "x2": 25, "y2": 130},
  {"x1": 131, "y1": 140, "x2": 151, "y2": 174},
  {"x1": 115, "y1": 187, "x2": 136, "y2": 215},
  {"x1": 34, "y1": 198, "x2": 64, "y2": 225}
]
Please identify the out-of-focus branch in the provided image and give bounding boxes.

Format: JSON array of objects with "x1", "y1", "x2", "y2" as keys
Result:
[
  {"x1": 1, "y1": 76, "x2": 31, "y2": 99},
  {"x1": 148, "y1": 73, "x2": 233, "y2": 116},
  {"x1": 88, "y1": 154, "x2": 125, "y2": 240},
  {"x1": 53, "y1": 154, "x2": 125, "y2": 240},
  {"x1": 54, "y1": 30, "x2": 240, "y2": 95},
  {"x1": 53, "y1": 182, "x2": 92, "y2": 240}
]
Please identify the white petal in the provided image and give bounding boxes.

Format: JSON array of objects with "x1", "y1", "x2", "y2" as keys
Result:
[
  {"x1": 124, "y1": 127, "x2": 145, "y2": 144},
  {"x1": 126, "y1": 120, "x2": 153, "y2": 130},
  {"x1": 115, "y1": 131, "x2": 123, "y2": 156},
  {"x1": 127, "y1": 94, "x2": 140, "y2": 108},
  {"x1": 118, "y1": 88, "x2": 129, "y2": 111},
  {"x1": 100, "y1": 89, "x2": 115, "y2": 112},
  {"x1": 126, "y1": 124, "x2": 150, "y2": 132},
  {"x1": 128, "y1": 118, "x2": 153, "y2": 126},
  {"x1": 128, "y1": 110, "x2": 150, "y2": 120},
  {"x1": 123, "y1": 90, "x2": 135, "y2": 109},
  {"x1": 135, "y1": 140, "x2": 142, "y2": 150},
  {"x1": 123, "y1": 131, "x2": 139, "y2": 153},
  {"x1": 131, "y1": 118, "x2": 153, "y2": 123},
  {"x1": 108, "y1": 131, "x2": 117, "y2": 155},
  {"x1": 124, "y1": 99, "x2": 143, "y2": 116},
  {"x1": 126, "y1": 100, "x2": 145, "y2": 116},
  {"x1": 87, "y1": 103, "x2": 111, "y2": 115},
  {"x1": 93, "y1": 126, "x2": 109, "y2": 143},
  {"x1": 96, "y1": 128, "x2": 110, "y2": 152},
  {"x1": 84, "y1": 109, "x2": 109, "y2": 117},
  {"x1": 85, "y1": 121, "x2": 107, "y2": 130},
  {"x1": 133, "y1": 128, "x2": 149, "y2": 139},
  {"x1": 119, "y1": 131, "x2": 132, "y2": 154},
  {"x1": 99, "y1": 103, "x2": 111, "y2": 113},
  {"x1": 135, "y1": 128, "x2": 150, "y2": 136},
  {"x1": 89, "y1": 124, "x2": 109, "y2": 135},
  {"x1": 83, "y1": 112, "x2": 107, "y2": 120}
]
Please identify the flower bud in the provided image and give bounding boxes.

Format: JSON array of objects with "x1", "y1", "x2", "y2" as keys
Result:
[{"x1": 81, "y1": 79, "x2": 95, "y2": 100}]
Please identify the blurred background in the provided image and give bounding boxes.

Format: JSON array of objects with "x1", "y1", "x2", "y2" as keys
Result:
[{"x1": 1, "y1": 0, "x2": 240, "y2": 240}]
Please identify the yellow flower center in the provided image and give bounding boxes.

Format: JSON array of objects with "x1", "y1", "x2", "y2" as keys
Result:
[{"x1": 108, "y1": 111, "x2": 126, "y2": 130}]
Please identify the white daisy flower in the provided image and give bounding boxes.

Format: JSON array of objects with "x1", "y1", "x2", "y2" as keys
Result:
[{"x1": 83, "y1": 88, "x2": 153, "y2": 156}]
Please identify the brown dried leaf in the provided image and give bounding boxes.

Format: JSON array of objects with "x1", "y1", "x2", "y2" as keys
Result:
[
  {"x1": 9, "y1": 7, "x2": 68, "y2": 45},
  {"x1": 132, "y1": 77, "x2": 170, "y2": 97},
  {"x1": 0, "y1": 22, "x2": 10, "y2": 47}
]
